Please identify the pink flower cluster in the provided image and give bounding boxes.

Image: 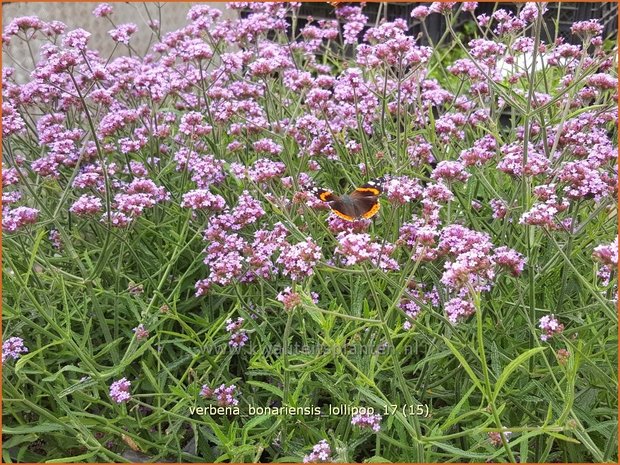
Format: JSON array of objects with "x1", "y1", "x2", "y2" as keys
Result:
[
  {"x1": 196, "y1": 192, "x2": 271, "y2": 295},
  {"x1": 497, "y1": 144, "x2": 549, "y2": 177},
  {"x1": 395, "y1": 223, "x2": 524, "y2": 324},
  {"x1": 231, "y1": 158, "x2": 286, "y2": 183},
  {"x1": 444, "y1": 298, "x2": 476, "y2": 324},
  {"x1": 351, "y1": 411, "x2": 382, "y2": 432},
  {"x1": 592, "y1": 237, "x2": 618, "y2": 285},
  {"x1": 108, "y1": 23, "x2": 137, "y2": 45},
  {"x1": 226, "y1": 317, "x2": 249, "y2": 348},
  {"x1": 539, "y1": 314, "x2": 564, "y2": 341},
  {"x1": 2, "y1": 102, "x2": 26, "y2": 136},
  {"x1": 277, "y1": 238, "x2": 322, "y2": 281},
  {"x1": 383, "y1": 176, "x2": 423, "y2": 205},
  {"x1": 132, "y1": 324, "x2": 149, "y2": 342},
  {"x1": 400, "y1": 300, "x2": 421, "y2": 330},
  {"x1": 109, "y1": 378, "x2": 131, "y2": 403},
  {"x1": 488, "y1": 430, "x2": 512, "y2": 447},
  {"x1": 201, "y1": 383, "x2": 239, "y2": 406},
  {"x1": 303, "y1": 439, "x2": 332, "y2": 463},
  {"x1": 70, "y1": 194, "x2": 102, "y2": 216},
  {"x1": 432, "y1": 161, "x2": 470, "y2": 183},
  {"x1": 327, "y1": 214, "x2": 371, "y2": 234},
  {"x1": 3, "y1": 206, "x2": 39, "y2": 232},
  {"x1": 1, "y1": 5, "x2": 616, "y2": 447},
  {"x1": 520, "y1": 186, "x2": 569, "y2": 229},
  {"x1": 181, "y1": 189, "x2": 226, "y2": 212},
  {"x1": 2, "y1": 336, "x2": 28, "y2": 362},
  {"x1": 335, "y1": 232, "x2": 398, "y2": 271},
  {"x1": 276, "y1": 287, "x2": 302, "y2": 311}
]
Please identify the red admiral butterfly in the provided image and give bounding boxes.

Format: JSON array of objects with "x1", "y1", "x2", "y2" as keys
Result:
[{"x1": 310, "y1": 178, "x2": 385, "y2": 221}]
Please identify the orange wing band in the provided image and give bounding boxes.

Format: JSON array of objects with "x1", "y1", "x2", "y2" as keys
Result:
[
  {"x1": 319, "y1": 191, "x2": 334, "y2": 202},
  {"x1": 355, "y1": 187, "x2": 381, "y2": 195},
  {"x1": 332, "y1": 209, "x2": 356, "y2": 221},
  {"x1": 361, "y1": 202, "x2": 380, "y2": 219}
]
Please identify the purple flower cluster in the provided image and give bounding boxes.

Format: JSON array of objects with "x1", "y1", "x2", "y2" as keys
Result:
[
  {"x1": 488, "y1": 430, "x2": 512, "y2": 447},
  {"x1": 174, "y1": 150, "x2": 226, "y2": 189},
  {"x1": 400, "y1": 299, "x2": 421, "y2": 330},
  {"x1": 351, "y1": 411, "x2": 382, "y2": 432},
  {"x1": 335, "y1": 232, "x2": 398, "y2": 271},
  {"x1": 2, "y1": 102, "x2": 26, "y2": 136},
  {"x1": 432, "y1": 161, "x2": 470, "y2": 183},
  {"x1": 132, "y1": 324, "x2": 149, "y2": 342},
  {"x1": 196, "y1": 192, "x2": 271, "y2": 295},
  {"x1": 444, "y1": 298, "x2": 476, "y2": 324},
  {"x1": 458, "y1": 135, "x2": 497, "y2": 167},
  {"x1": 520, "y1": 187, "x2": 569, "y2": 229},
  {"x1": 592, "y1": 237, "x2": 618, "y2": 285},
  {"x1": 384, "y1": 176, "x2": 423, "y2": 205},
  {"x1": 179, "y1": 112, "x2": 212, "y2": 138},
  {"x1": 3, "y1": 206, "x2": 39, "y2": 232},
  {"x1": 277, "y1": 238, "x2": 322, "y2": 281},
  {"x1": 226, "y1": 317, "x2": 249, "y2": 348},
  {"x1": 181, "y1": 189, "x2": 226, "y2": 212},
  {"x1": 109, "y1": 378, "x2": 131, "y2": 403},
  {"x1": 201, "y1": 383, "x2": 239, "y2": 406},
  {"x1": 2, "y1": 336, "x2": 28, "y2": 362},
  {"x1": 49, "y1": 229, "x2": 62, "y2": 250},
  {"x1": 303, "y1": 439, "x2": 332, "y2": 463},
  {"x1": 70, "y1": 194, "x2": 102, "y2": 216},
  {"x1": 539, "y1": 314, "x2": 564, "y2": 342},
  {"x1": 213, "y1": 383, "x2": 239, "y2": 406},
  {"x1": 92, "y1": 3, "x2": 113, "y2": 17},
  {"x1": 327, "y1": 214, "x2": 371, "y2": 234},
  {"x1": 231, "y1": 158, "x2": 286, "y2": 183},
  {"x1": 398, "y1": 223, "x2": 525, "y2": 324},
  {"x1": 108, "y1": 23, "x2": 137, "y2": 45},
  {"x1": 497, "y1": 144, "x2": 549, "y2": 177},
  {"x1": 276, "y1": 287, "x2": 302, "y2": 311}
]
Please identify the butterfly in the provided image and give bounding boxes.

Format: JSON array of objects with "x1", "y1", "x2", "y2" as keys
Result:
[{"x1": 309, "y1": 177, "x2": 386, "y2": 221}]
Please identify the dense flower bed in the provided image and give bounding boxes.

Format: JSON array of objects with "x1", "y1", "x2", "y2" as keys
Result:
[{"x1": 2, "y1": 2, "x2": 617, "y2": 462}]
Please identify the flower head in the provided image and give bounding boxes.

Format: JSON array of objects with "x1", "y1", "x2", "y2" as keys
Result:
[
  {"x1": 3, "y1": 207, "x2": 39, "y2": 232},
  {"x1": 303, "y1": 439, "x2": 332, "y2": 463},
  {"x1": 277, "y1": 238, "x2": 322, "y2": 281},
  {"x1": 109, "y1": 378, "x2": 131, "y2": 403},
  {"x1": 444, "y1": 297, "x2": 476, "y2": 324},
  {"x1": 226, "y1": 317, "x2": 249, "y2": 348},
  {"x1": 93, "y1": 3, "x2": 113, "y2": 17},
  {"x1": 2, "y1": 337, "x2": 28, "y2": 362},
  {"x1": 214, "y1": 383, "x2": 239, "y2": 406},
  {"x1": 539, "y1": 314, "x2": 564, "y2": 341},
  {"x1": 488, "y1": 429, "x2": 512, "y2": 447},
  {"x1": 351, "y1": 411, "x2": 382, "y2": 431},
  {"x1": 335, "y1": 232, "x2": 399, "y2": 271},
  {"x1": 132, "y1": 324, "x2": 149, "y2": 341},
  {"x1": 108, "y1": 23, "x2": 137, "y2": 45},
  {"x1": 277, "y1": 287, "x2": 302, "y2": 310}
]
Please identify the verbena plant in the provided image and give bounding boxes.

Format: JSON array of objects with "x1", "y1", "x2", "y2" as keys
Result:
[{"x1": 2, "y1": 2, "x2": 617, "y2": 462}]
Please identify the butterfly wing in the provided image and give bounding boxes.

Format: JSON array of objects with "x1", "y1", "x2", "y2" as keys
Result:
[
  {"x1": 311, "y1": 178, "x2": 385, "y2": 221},
  {"x1": 310, "y1": 186, "x2": 336, "y2": 203},
  {"x1": 311, "y1": 187, "x2": 356, "y2": 220},
  {"x1": 352, "y1": 178, "x2": 385, "y2": 196},
  {"x1": 349, "y1": 178, "x2": 384, "y2": 219},
  {"x1": 328, "y1": 197, "x2": 357, "y2": 221}
]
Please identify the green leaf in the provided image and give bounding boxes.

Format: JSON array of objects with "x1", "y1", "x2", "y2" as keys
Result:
[
  {"x1": 246, "y1": 381, "x2": 284, "y2": 399},
  {"x1": 492, "y1": 347, "x2": 546, "y2": 402},
  {"x1": 442, "y1": 337, "x2": 485, "y2": 396},
  {"x1": 3, "y1": 423, "x2": 64, "y2": 434}
]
